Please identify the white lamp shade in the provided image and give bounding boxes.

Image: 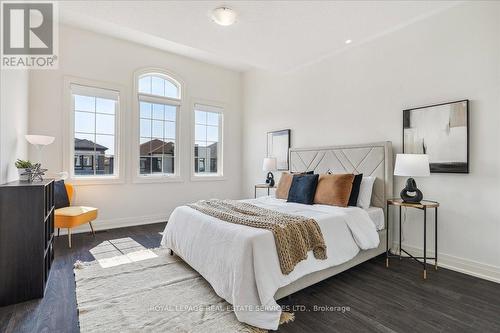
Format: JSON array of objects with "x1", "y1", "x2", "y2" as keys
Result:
[
  {"x1": 394, "y1": 154, "x2": 430, "y2": 177},
  {"x1": 262, "y1": 157, "x2": 277, "y2": 172},
  {"x1": 25, "y1": 135, "x2": 55, "y2": 146}
]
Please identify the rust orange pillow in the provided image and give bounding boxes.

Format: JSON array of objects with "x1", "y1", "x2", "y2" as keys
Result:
[
  {"x1": 276, "y1": 172, "x2": 293, "y2": 199},
  {"x1": 313, "y1": 173, "x2": 355, "y2": 207}
]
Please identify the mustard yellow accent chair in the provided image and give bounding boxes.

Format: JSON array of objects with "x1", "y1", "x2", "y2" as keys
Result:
[{"x1": 55, "y1": 183, "x2": 97, "y2": 248}]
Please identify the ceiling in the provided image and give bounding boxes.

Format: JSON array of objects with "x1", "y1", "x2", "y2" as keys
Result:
[{"x1": 59, "y1": 1, "x2": 459, "y2": 72}]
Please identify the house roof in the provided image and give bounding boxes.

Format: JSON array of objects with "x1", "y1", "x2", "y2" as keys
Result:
[
  {"x1": 140, "y1": 139, "x2": 174, "y2": 156},
  {"x1": 75, "y1": 138, "x2": 108, "y2": 151}
]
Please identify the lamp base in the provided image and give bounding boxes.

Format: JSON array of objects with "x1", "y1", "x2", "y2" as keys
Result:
[
  {"x1": 265, "y1": 172, "x2": 275, "y2": 187},
  {"x1": 400, "y1": 178, "x2": 423, "y2": 203}
]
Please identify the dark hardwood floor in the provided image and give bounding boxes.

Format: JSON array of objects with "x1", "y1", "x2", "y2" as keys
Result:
[{"x1": 0, "y1": 223, "x2": 498, "y2": 333}]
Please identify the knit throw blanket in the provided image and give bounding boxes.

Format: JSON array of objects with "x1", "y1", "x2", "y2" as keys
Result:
[{"x1": 188, "y1": 199, "x2": 327, "y2": 275}]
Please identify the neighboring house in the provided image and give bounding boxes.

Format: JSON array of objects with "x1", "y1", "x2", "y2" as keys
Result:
[
  {"x1": 75, "y1": 138, "x2": 216, "y2": 175},
  {"x1": 138, "y1": 139, "x2": 217, "y2": 174},
  {"x1": 194, "y1": 142, "x2": 217, "y2": 173},
  {"x1": 140, "y1": 139, "x2": 175, "y2": 174},
  {"x1": 74, "y1": 138, "x2": 113, "y2": 175}
]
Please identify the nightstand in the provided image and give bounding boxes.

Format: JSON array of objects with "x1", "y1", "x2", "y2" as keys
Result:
[
  {"x1": 386, "y1": 199, "x2": 439, "y2": 279},
  {"x1": 254, "y1": 184, "x2": 276, "y2": 198}
]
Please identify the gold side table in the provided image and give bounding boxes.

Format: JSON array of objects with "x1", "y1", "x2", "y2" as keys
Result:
[
  {"x1": 386, "y1": 199, "x2": 440, "y2": 279},
  {"x1": 254, "y1": 184, "x2": 276, "y2": 198}
]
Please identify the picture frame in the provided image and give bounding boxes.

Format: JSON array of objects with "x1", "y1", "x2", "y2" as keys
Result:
[
  {"x1": 267, "y1": 129, "x2": 291, "y2": 171},
  {"x1": 403, "y1": 100, "x2": 469, "y2": 173}
]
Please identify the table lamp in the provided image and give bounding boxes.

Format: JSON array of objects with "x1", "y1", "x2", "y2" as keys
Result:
[
  {"x1": 394, "y1": 154, "x2": 430, "y2": 203},
  {"x1": 262, "y1": 157, "x2": 277, "y2": 187}
]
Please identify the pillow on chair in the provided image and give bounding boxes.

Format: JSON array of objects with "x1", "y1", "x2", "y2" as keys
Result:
[{"x1": 54, "y1": 180, "x2": 70, "y2": 209}]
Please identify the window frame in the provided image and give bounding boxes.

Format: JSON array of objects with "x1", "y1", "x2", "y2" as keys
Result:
[
  {"x1": 191, "y1": 100, "x2": 225, "y2": 181},
  {"x1": 63, "y1": 76, "x2": 126, "y2": 185},
  {"x1": 132, "y1": 68, "x2": 184, "y2": 183}
]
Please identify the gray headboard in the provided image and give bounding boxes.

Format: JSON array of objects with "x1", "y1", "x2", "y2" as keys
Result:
[{"x1": 289, "y1": 141, "x2": 393, "y2": 210}]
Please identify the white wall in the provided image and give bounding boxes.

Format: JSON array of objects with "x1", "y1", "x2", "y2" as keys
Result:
[
  {"x1": 0, "y1": 70, "x2": 29, "y2": 184},
  {"x1": 242, "y1": 2, "x2": 500, "y2": 281},
  {"x1": 29, "y1": 25, "x2": 243, "y2": 231}
]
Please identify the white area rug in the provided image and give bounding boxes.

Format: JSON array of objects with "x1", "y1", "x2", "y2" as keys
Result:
[{"x1": 74, "y1": 247, "x2": 293, "y2": 332}]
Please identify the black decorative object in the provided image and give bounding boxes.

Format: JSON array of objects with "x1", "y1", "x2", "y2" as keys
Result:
[
  {"x1": 400, "y1": 178, "x2": 423, "y2": 203},
  {"x1": 265, "y1": 172, "x2": 275, "y2": 187},
  {"x1": 403, "y1": 100, "x2": 469, "y2": 173}
]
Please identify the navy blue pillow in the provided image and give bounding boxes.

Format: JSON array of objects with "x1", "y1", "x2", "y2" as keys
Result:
[
  {"x1": 348, "y1": 173, "x2": 363, "y2": 206},
  {"x1": 287, "y1": 174, "x2": 319, "y2": 205},
  {"x1": 54, "y1": 180, "x2": 70, "y2": 209}
]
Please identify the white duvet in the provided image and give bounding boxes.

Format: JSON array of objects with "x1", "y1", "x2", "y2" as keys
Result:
[{"x1": 160, "y1": 196, "x2": 380, "y2": 330}]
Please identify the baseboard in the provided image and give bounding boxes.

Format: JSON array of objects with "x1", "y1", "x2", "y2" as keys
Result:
[
  {"x1": 57, "y1": 214, "x2": 168, "y2": 236},
  {"x1": 392, "y1": 243, "x2": 500, "y2": 284}
]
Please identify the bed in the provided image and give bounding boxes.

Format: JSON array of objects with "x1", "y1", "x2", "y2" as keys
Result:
[{"x1": 161, "y1": 141, "x2": 393, "y2": 330}]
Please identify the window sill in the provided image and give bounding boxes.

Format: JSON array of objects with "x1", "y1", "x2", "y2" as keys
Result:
[
  {"x1": 190, "y1": 175, "x2": 226, "y2": 182},
  {"x1": 68, "y1": 176, "x2": 125, "y2": 186},
  {"x1": 133, "y1": 175, "x2": 184, "y2": 184}
]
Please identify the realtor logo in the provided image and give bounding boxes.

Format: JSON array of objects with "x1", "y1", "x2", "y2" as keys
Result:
[{"x1": 1, "y1": 1, "x2": 58, "y2": 68}]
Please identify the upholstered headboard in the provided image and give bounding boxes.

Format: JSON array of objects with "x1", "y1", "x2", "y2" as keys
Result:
[{"x1": 289, "y1": 141, "x2": 393, "y2": 210}]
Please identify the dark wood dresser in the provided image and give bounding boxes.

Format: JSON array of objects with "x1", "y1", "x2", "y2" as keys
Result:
[{"x1": 0, "y1": 179, "x2": 55, "y2": 306}]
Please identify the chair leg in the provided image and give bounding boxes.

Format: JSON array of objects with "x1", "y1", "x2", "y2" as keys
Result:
[
  {"x1": 57, "y1": 228, "x2": 60, "y2": 237},
  {"x1": 68, "y1": 228, "x2": 72, "y2": 248},
  {"x1": 89, "y1": 221, "x2": 95, "y2": 237}
]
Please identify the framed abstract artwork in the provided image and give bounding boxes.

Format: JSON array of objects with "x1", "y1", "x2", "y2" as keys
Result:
[
  {"x1": 403, "y1": 100, "x2": 469, "y2": 173},
  {"x1": 267, "y1": 129, "x2": 291, "y2": 171}
]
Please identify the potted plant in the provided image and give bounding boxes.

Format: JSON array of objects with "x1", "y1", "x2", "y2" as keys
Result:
[{"x1": 15, "y1": 159, "x2": 34, "y2": 181}]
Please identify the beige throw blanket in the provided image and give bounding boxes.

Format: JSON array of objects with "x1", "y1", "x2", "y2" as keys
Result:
[{"x1": 188, "y1": 199, "x2": 327, "y2": 275}]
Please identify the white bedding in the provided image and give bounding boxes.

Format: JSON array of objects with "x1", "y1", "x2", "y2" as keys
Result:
[
  {"x1": 161, "y1": 196, "x2": 380, "y2": 330},
  {"x1": 365, "y1": 206, "x2": 385, "y2": 231}
]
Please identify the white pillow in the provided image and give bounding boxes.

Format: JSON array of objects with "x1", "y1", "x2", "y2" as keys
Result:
[{"x1": 357, "y1": 176, "x2": 375, "y2": 209}]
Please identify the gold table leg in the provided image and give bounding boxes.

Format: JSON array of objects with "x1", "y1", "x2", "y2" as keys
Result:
[{"x1": 68, "y1": 228, "x2": 72, "y2": 248}]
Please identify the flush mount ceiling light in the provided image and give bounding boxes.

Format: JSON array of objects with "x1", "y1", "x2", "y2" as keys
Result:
[
  {"x1": 211, "y1": 6, "x2": 237, "y2": 26},
  {"x1": 345, "y1": 39, "x2": 352, "y2": 44}
]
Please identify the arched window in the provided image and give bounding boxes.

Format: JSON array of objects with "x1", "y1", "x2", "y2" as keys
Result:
[
  {"x1": 138, "y1": 74, "x2": 180, "y2": 99},
  {"x1": 136, "y1": 71, "x2": 181, "y2": 177}
]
